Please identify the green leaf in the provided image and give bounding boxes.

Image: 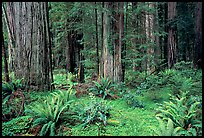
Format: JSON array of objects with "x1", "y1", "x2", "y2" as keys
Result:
[
  {"x1": 166, "y1": 118, "x2": 174, "y2": 135},
  {"x1": 33, "y1": 117, "x2": 48, "y2": 127},
  {"x1": 39, "y1": 123, "x2": 48, "y2": 136},
  {"x1": 50, "y1": 122, "x2": 56, "y2": 136}
]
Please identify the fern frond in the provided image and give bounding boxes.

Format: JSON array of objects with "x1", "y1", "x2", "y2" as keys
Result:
[
  {"x1": 54, "y1": 97, "x2": 63, "y2": 120},
  {"x1": 50, "y1": 122, "x2": 56, "y2": 136},
  {"x1": 39, "y1": 123, "x2": 48, "y2": 136},
  {"x1": 33, "y1": 117, "x2": 48, "y2": 127},
  {"x1": 166, "y1": 118, "x2": 174, "y2": 136},
  {"x1": 55, "y1": 100, "x2": 73, "y2": 122},
  {"x1": 39, "y1": 121, "x2": 52, "y2": 136}
]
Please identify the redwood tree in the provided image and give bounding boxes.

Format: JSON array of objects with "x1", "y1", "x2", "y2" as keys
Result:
[
  {"x1": 194, "y1": 2, "x2": 202, "y2": 69},
  {"x1": 5, "y1": 2, "x2": 53, "y2": 91},
  {"x1": 167, "y1": 2, "x2": 177, "y2": 68},
  {"x1": 101, "y1": 2, "x2": 124, "y2": 83},
  {"x1": 2, "y1": 17, "x2": 10, "y2": 82},
  {"x1": 145, "y1": 2, "x2": 156, "y2": 73}
]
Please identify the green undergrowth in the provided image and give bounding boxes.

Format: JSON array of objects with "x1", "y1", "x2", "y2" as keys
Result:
[
  {"x1": 70, "y1": 97, "x2": 159, "y2": 136},
  {"x1": 2, "y1": 66, "x2": 201, "y2": 136},
  {"x1": 2, "y1": 116, "x2": 33, "y2": 136}
]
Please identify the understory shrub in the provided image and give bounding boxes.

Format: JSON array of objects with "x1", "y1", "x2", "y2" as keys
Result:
[
  {"x1": 153, "y1": 117, "x2": 183, "y2": 136},
  {"x1": 25, "y1": 87, "x2": 73, "y2": 136},
  {"x1": 122, "y1": 90, "x2": 145, "y2": 108},
  {"x1": 132, "y1": 64, "x2": 201, "y2": 102},
  {"x1": 89, "y1": 77, "x2": 114, "y2": 99},
  {"x1": 52, "y1": 72, "x2": 77, "y2": 89},
  {"x1": 2, "y1": 116, "x2": 33, "y2": 136},
  {"x1": 2, "y1": 79, "x2": 24, "y2": 99},
  {"x1": 80, "y1": 93, "x2": 111, "y2": 128},
  {"x1": 156, "y1": 91, "x2": 202, "y2": 136}
]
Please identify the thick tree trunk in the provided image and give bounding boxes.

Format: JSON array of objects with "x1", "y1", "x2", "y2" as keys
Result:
[
  {"x1": 45, "y1": 2, "x2": 54, "y2": 90},
  {"x1": 5, "y1": 2, "x2": 52, "y2": 91},
  {"x1": 77, "y1": 34, "x2": 84, "y2": 83},
  {"x1": 167, "y1": 2, "x2": 177, "y2": 68},
  {"x1": 132, "y1": 2, "x2": 138, "y2": 72},
  {"x1": 102, "y1": 2, "x2": 124, "y2": 83},
  {"x1": 103, "y1": 2, "x2": 114, "y2": 80},
  {"x1": 2, "y1": 4, "x2": 16, "y2": 72},
  {"x1": 145, "y1": 2, "x2": 156, "y2": 73},
  {"x1": 67, "y1": 31, "x2": 75, "y2": 73},
  {"x1": 113, "y1": 2, "x2": 124, "y2": 82},
  {"x1": 194, "y1": 2, "x2": 202, "y2": 69},
  {"x1": 154, "y1": 3, "x2": 161, "y2": 66},
  {"x1": 158, "y1": 2, "x2": 167, "y2": 66},
  {"x1": 122, "y1": 2, "x2": 128, "y2": 82}
]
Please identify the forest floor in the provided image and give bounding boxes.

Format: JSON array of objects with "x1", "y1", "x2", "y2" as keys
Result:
[
  {"x1": 23, "y1": 89, "x2": 161, "y2": 136},
  {"x1": 2, "y1": 66, "x2": 202, "y2": 136},
  {"x1": 69, "y1": 96, "x2": 160, "y2": 136}
]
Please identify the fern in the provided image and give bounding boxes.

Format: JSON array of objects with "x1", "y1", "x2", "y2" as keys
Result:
[
  {"x1": 50, "y1": 122, "x2": 56, "y2": 136},
  {"x1": 156, "y1": 91, "x2": 202, "y2": 136},
  {"x1": 153, "y1": 117, "x2": 183, "y2": 136},
  {"x1": 2, "y1": 116, "x2": 33, "y2": 136},
  {"x1": 39, "y1": 121, "x2": 52, "y2": 136},
  {"x1": 32, "y1": 118, "x2": 48, "y2": 127},
  {"x1": 25, "y1": 87, "x2": 73, "y2": 136},
  {"x1": 89, "y1": 77, "x2": 114, "y2": 99}
]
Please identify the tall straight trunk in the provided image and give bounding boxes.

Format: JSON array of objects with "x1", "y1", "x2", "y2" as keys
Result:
[
  {"x1": 67, "y1": 30, "x2": 75, "y2": 73},
  {"x1": 122, "y1": 2, "x2": 128, "y2": 82},
  {"x1": 140, "y1": 2, "x2": 148, "y2": 71},
  {"x1": 167, "y1": 2, "x2": 177, "y2": 68},
  {"x1": 2, "y1": 4, "x2": 16, "y2": 72},
  {"x1": 100, "y1": 2, "x2": 104, "y2": 79},
  {"x1": 194, "y1": 2, "x2": 202, "y2": 69},
  {"x1": 65, "y1": 31, "x2": 71, "y2": 74},
  {"x1": 5, "y1": 2, "x2": 52, "y2": 91},
  {"x1": 77, "y1": 34, "x2": 84, "y2": 83},
  {"x1": 146, "y1": 2, "x2": 156, "y2": 73},
  {"x1": 163, "y1": 3, "x2": 168, "y2": 66},
  {"x1": 154, "y1": 3, "x2": 161, "y2": 67},
  {"x1": 132, "y1": 2, "x2": 138, "y2": 71},
  {"x1": 95, "y1": 2, "x2": 99, "y2": 77},
  {"x1": 102, "y1": 2, "x2": 124, "y2": 83},
  {"x1": 158, "y1": 2, "x2": 167, "y2": 65},
  {"x1": 103, "y1": 2, "x2": 114, "y2": 80},
  {"x1": 45, "y1": 2, "x2": 54, "y2": 90},
  {"x1": 113, "y1": 2, "x2": 124, "y2": 82},
  {"x1": 2, "y1": 21, "x2": 10, "y2": 82}
]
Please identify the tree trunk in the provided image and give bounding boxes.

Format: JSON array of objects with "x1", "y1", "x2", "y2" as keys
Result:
[
  {"x1": 95, "y1": 2, "x2": 100, "y2": 77},
  {"x1": 154, "y1": 3, "x2": 161, "y2": 67},
  {"x1": 2, "y1": 4, "x2": 16, "y2": 72},
  {"x1": 194, "y1": 2, "x2": 202, "y2": 69},
  {"x1": 100, "y1": 2, "x2": 104, "y2": 78},
  {"x1": 145, "y1": 2, "x2": 156, "y2": 73},
  {"x1": 5, "y1": 2, "x2": 53, "y2": 91},
  {"x1": 67, "y1": 30, "x2": 76, "y2": 73},
  {"x1": 113, "y1": 2, "x2": 124, "y2": 82},
  {"x1": 132, "y1": 2, "x2": 138, "y2": 72},
  {"x1": 2, "y1": 20, "x2": 10, "y2": 82},
  {"x1": 122, "y1": 2, "x2": 128, "y2": 81},
  {"x1": 102, "y1": 2, "x2": 114, "y2": 80},
  {"x1": 45, "y1": 2, "x2": 54, "y2": 90},
  {"x1": 167, "y1": 2, "x2": 177, "y2": 68},
  {"x1": 102, "y1": 2, "x2": 124, "y2": 83},
  {"x1": 77, "y1": 34, "x2": 85, "y2": 83}
]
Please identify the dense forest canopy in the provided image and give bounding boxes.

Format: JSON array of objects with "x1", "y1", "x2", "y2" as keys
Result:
[{"x1": 2, "y1": 2, "x2": 202, "y2": 136}]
